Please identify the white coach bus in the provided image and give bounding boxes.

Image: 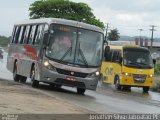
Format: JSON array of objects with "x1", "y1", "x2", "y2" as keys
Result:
[{"x1": 7, "y1": 18, "x2": 104, "y2": 94}]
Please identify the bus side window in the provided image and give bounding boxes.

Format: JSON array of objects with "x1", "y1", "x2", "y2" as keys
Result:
[
  {"x1": 32, "y1": 25, "x2": 38, "y2": 45},
  {"x1": 105, "y1": 50, "x2": 113, "y2": 62},
  {"x1": 11, "y1": 26, "x2": 17, "y2": 43},
  {"x1": 23, "y1": 26, "x2": 30, "y2": 44},
  {"x1": 18, "y1": 26, "x2": 24, "y2": 44},
  {"x1": 28, "y1": 25, "x2": 36, "y2": 44},
  {"x1": 117, "y1": 51, "x2": 122, "y2": 62},
  {"x1": 20, "y1": 26, "x2": 26, "y2": 44},
  {"x1": 34, "y1": 24, "x2": 44, "y2": 45},
  {"x1": 14, "y1": 26, "x2": 21, "y2": 44},
  {"x1": 112, "y1": 50, "x2": 122, "y2": 63},
  {"x1": 112, "y1": 50, "x2": 116, "y2": 62}
]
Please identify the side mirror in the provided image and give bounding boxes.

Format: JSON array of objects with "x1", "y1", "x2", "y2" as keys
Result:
[
  {"x1": 104, "y1": 46, "x2": 110, "y2": 59},
  {"x1": 43, "y1": 32, "x2": 49, "y2": 45},
  {"x1": 119, "y1": 57, "x2": 123, "y2": 64},
  {"x1": 153, "y1": 59, "x2": 156, "y2": 65}
]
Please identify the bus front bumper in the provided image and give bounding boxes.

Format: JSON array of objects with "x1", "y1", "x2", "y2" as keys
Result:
[
  {"x1": 40, "y1": 68, "x2": 99, "y2": 90},
  {"x1": 120, "y1": 74, "x2": 154, "y2": 87}
]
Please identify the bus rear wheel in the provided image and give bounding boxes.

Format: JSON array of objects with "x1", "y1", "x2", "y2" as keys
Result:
[
  {"x1": 77, "y1": 88, "x2": 86, "y2": 95},
  {"x1": 20, "y1": 76, "x2": 27, "y2": 83},
  {"x1": 143, "y1": 87, "x2": 149, "y2": 93},
  {"x1": 31, "y1": 66, "x2": 39, "y2": 88},
  {"x1": 13, "y1": 64, "x2": 20, "y2": 82},
  {"x1": 115, "y1": 76, "x2": 121, "y2": 90}
]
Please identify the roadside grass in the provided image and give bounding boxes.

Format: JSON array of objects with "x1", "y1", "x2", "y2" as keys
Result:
[
  {"x1": 154, "y1": 63, "x2": 160, "y2": 76},
  {"x1": 151, "y1": 63, "x2": 160, "y2": 92},
  {"x1": 151, "y1": 78, "x2": 160, "y2": 92}
]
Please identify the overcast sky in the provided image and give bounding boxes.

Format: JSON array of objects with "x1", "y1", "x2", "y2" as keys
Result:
[{"x1": 1, "y1": 0, "x2": 160, "y2": 37}]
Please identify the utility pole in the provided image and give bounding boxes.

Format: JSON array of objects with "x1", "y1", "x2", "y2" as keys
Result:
[
  {"x1": 150, "y1": 25, "x2": 156, "y2": 51},
  {"x1": 105, "y1": 23, "x2": 110, "y2": 42},
  {"x1": 138, "y1": 29, "x2": 143, "y2": 40}
]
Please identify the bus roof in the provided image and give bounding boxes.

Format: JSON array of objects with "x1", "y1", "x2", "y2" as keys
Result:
[
  {"x1": 109, "y1": 44, "x2": 149, "y2": 51},
  {"x1": 14, "y1": 18, "x2": 103, "y2": 33}
]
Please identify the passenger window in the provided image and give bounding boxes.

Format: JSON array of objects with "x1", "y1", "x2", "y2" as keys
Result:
[
  {"x1": 105, "y1": 50, "x2": 113, "y2": 62},
  {"x1": 20, "y1": 26, "x2": 26, "y2": 44},
  {"x1": 14, "y1": 26, "x2": 21, "y2": 44},
  {"x1": 23, "y1": 26, "x2": 31, "y2": 44},
  {"x1": 11, "y1": 26, "x2": 17, "y2": 43},
  {"x1": 112, "y1": 50, "x2": 121, "y2": 62},
  {"x1": 18, "y1": 26, "x2": 24, "y2": 43},
  {"x1": 28, "y1": 25, "x2": 36, "y2": 44},
  {"x1": 34, "y1": 25, "x2": 44, "y2": 45}
]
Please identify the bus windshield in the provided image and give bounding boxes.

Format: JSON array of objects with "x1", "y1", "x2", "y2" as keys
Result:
[
  {"x1": 46, "y1": 24, "x2": 103, "y2": 67},
  {"x1": 123, "y1": 48, "x2": 153, "y2": 69}
]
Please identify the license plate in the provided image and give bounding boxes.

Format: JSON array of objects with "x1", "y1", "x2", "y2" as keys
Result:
[{"x1": 66, "y1": 76, "x2": 76, "y2": 81}]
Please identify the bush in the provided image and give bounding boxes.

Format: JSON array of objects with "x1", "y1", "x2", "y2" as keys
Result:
[
  {"x1": 151, "y1": 80, "x2": 160, "y2": 92},
  {"x1": 154, "y1": 63, "x2": 160, "y2": 76},
  {"x1": 0, "y1": 36, "x2": 10, "y2": 47}
]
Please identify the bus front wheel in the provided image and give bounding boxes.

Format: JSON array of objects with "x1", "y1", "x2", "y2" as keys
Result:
[
  {"x1": 115, "y1": 76, "x2": 121, "y2": 90},
  {"x1": 30, "y1": 66, "x2": 39, "y2": 88},
  {"x1": 143, "y1": 87, "x2": 149, "y2": 93},
  {"x1": 77, "y1": 88, "x2": 86, "y2": 95}
]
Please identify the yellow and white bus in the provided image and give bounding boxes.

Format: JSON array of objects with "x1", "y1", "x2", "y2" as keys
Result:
[{"x1": 101, "y1": 45, "x2": 156, "y2": 93}]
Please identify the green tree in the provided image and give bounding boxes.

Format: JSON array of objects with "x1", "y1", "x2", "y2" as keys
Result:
[
  {"x1": 107, "y1": 29, "x2": 120, "y2": 41},
  {"x1": 0, "y1": 36, "x2": 10, "y2": 47},
  {"x1": 29, "y1": 0, "x2": 104, "y2": 29}
]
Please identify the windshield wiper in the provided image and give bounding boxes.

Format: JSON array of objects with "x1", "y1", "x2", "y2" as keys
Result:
[
  {"x1": 77, "y1": 42, "x2": 88, "y2": 67},
  {"x1": 60, "y1": 40, "x2": 73, "y2": 62},
  {"x1": 59, "y1": 47, "x2": 72, "y2": 62}
]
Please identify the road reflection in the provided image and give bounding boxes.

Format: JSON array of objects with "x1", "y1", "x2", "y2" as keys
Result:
[{"x1": 0, "y1": 51, "x2": 160, "y2": 109}]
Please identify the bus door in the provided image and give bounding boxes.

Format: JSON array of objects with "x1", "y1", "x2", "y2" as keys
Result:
[
  {"x1": 102, "y1": 50, "x2": 113, "y2": 84},
  {"x1": 102, "y1": 49, "x2": 122, "y2": 84},
  {"x1": 111, "y1": 50, "x2": 122, "y2": 84}
]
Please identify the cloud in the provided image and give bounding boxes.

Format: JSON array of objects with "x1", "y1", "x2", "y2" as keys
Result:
[
  {"x1": 116, "y1": 14, "x2": 143, "y2": 23},
  {"x1": 1, "y1": 0, "x2": 160, "y2": 37}
]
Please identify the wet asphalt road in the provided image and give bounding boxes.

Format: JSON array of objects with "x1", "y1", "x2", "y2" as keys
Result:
[{"x1": 0, "y1": 52, "x2": 160, "y2": 113}]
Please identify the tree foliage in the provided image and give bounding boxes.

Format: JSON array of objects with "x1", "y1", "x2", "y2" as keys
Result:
[
  {"x1": 107, "y1": 29, "x2": 120, "y2": 41},
  {"x1": 29, "y1": 0, "x2": 104, "y2": 29},
  {"x1": 0, "y1": 36, "x2": 10, "y2": 47}
]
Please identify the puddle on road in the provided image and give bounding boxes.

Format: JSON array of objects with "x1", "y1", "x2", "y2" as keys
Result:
[
  {"x1": 98, "y1": 82, "x2": 160, "y2": 103},
  {"x1": 0, "y1": 52, "x2": 13, "y2": 80}
]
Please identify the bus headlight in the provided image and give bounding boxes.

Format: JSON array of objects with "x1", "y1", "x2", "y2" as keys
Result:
[
  {"x1": 122, "y1": 72, "x2": 131, "y2": 76},
  {"x1": 148, "y1": 74, "x2": 153, "y2": 78},
  {"x1": 44, "y1": 60, "x2": 49, "y2": 67},
  {"x1": 95, "y1": 71, "x2": 100, "y2": 76},
  {"x1": 88, "y1": 71, "x2": 100, "y2": 77},
  {"x1": 43, "y1": 59, "x2": 56, "y2": 72}
]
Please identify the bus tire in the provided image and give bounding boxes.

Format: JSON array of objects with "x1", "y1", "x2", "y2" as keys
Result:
[
  {"x1": 13, "y1": 64, "x2": 20, "y2": 82},
  {"x1": 143, "y1": 87, "x2": 149, "y2": 93},
  {"x1": 20, "y1": 76, "x2": 27, "y2": 83},
  {"x1": 115, "y1": 76, "x2": 121, "y2": 90},
  {"x1": 77, "y1": 88, "x2": 86, "y2": 95},
  {"x1": 55, "y1": 84, "x2": 62, "y2": 88},
  {"x1": 30, "y1": 66, "x2": 39, "y2": 88}
]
